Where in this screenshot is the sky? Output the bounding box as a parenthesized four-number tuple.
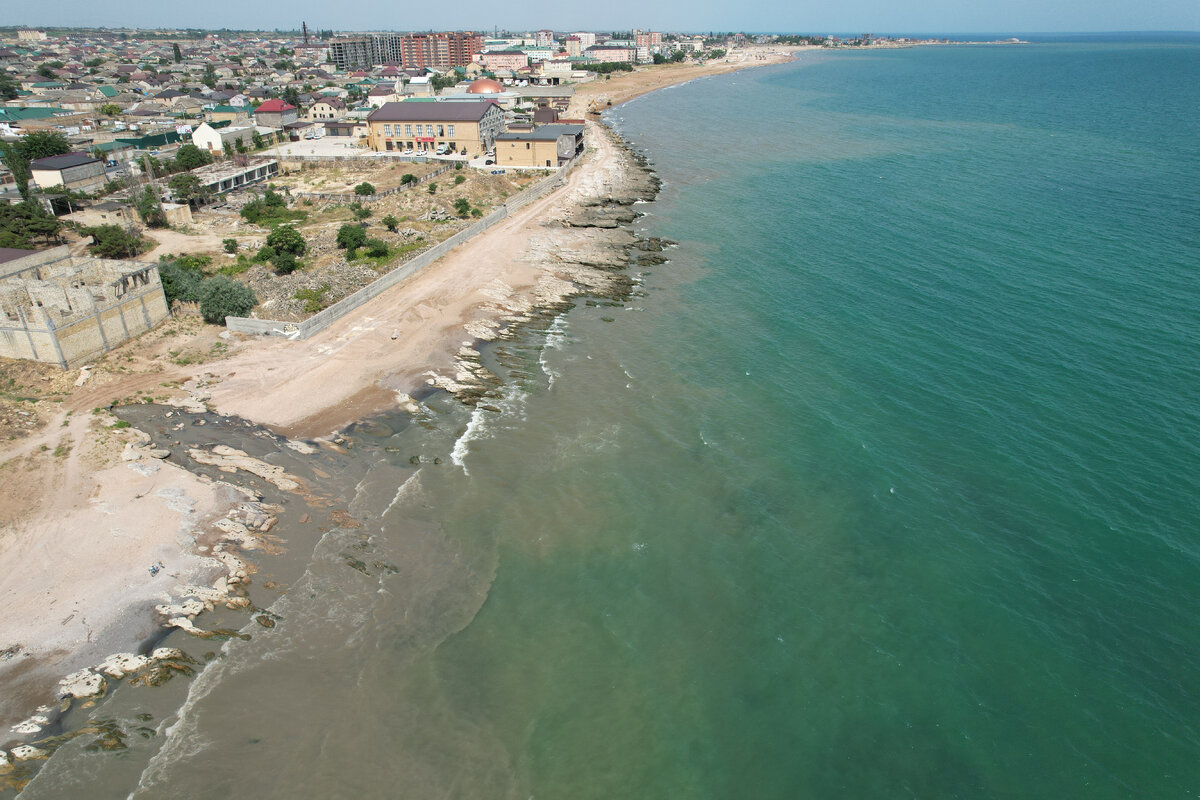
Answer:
(10, 0, 1200, 35)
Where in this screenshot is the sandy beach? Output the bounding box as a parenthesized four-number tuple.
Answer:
(0, 44, 796, 750)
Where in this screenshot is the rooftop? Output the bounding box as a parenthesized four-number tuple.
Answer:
(367, 99, 499, 123)
(30, 152, 100, 171)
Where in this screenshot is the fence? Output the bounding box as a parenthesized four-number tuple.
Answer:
(289, 164, 453, 205)
(225, 157, 577, 340)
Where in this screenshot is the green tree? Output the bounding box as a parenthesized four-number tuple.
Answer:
(172, 42, 182, 63)
(381, 214, 399, 232)
(271, 250, 300, 274)
(252, 131, 265, 150)
(399, 173, 417, 185)
(168, 172, 211, 206)
(453, 197, 471, 217)
(37, 64, 57, 80)
(19, 131, 72, 161)
(353, 182, 375, 196)
(454, 174, 465, 186)
(135, 186, 168, 228)
(197, 276, 257, 323)
(173, 143, 212, 170)
(158, 256, 205, 305)
(336, 223, 367, 253)
(0, 142, 31, 201)
(82, 224, 143, 258)
(265, 225, 306, 255)
(0, 73, 19, 101)
(282, 87, 300, 107)
(426, 182, 437, 194)
(0, 201, 61, 248)
(203, 65, 217, 89)
(363, 238, 388, 258)
(351, 203, 371, 220)
(100, 103, 122, 116)
(222, 238, 238, 253)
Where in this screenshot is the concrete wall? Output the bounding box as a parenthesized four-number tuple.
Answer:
(0, 246, 71, 280)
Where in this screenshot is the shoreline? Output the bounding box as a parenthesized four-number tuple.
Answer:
(0, 48, 791, 778)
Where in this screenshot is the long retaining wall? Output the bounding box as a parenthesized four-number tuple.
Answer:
(289, 164, 453, 205)
(226, 158, 575, 340)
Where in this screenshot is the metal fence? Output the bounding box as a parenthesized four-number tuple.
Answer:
(225, 158, 576, 339)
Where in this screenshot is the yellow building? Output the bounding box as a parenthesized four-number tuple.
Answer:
(494, 124, 584, 168)
(366, 99, 505, 157)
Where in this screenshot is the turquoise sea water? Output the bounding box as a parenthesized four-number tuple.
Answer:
(18, 42, 1200, 798)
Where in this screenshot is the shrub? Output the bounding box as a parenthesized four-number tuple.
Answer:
(159, 258, 205, 305)
(354, 182, 376, 196)
(453, 198, 471, 217)
(363, 238, 389, 258)
(471, 207, 483, 218)
(381, 214, 399, 232)
(254, 244, 277, 262)
(350, 202, 371, 220)
(426, 182, 437, 194)
(222, 238, 238, 254)
(197, 276, 256, 323)
(265, 225, 306, 255)
(399, 173, 417, 185)
(173, 143, 212, 171)
(264, 190, 286, 208)
(271, 250, 300, 275)
(454, 174, 465, 186)
(455, 161, 463, 170)
(81, 224, 143, 258)
(336, 224, 367, 252)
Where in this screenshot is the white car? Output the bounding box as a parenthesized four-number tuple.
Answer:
(403, 148, 413, 155)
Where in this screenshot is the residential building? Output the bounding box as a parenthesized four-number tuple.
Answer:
(536, 30, 554, 48)
(400, 32, 485, 71)
(563, 36, 582, 58)
(366, 99, 505, 156)
(29, 152, 107, 193)
(191, 122, 255, 153)
(572, 32, 597, 50)
(188, 157, 279, 196)
(585, 45, 636, 63)
(253, 99, 298, 128)
(475, 50, 529, 72)
(634, 31, 663, 48)
(494, 123, 584, 168)
(306, 97, 345, 121)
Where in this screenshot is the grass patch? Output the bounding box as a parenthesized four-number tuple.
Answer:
(294, 284, 331, 313)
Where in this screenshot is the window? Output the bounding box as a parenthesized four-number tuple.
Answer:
(526, 142, 530, 149)
(425, 124, 433, 136)
(448, 124, 455, 136)
(437, 125, 444, 137)
(383, 124, 391, 135)
(405, 124, 412, 136)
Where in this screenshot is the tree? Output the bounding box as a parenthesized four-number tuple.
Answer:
(173, 143, 212, 170)
(252, 131, 265, 150)
(198, 276, 257, 323)
(19, 131, 71, 161)
(222, 238, 238, 254)
(37, 65, 57, 80)
(100, 103, 122, 116)
(351, 203, 371, 220)
(0, 73, 19, 101)
(453, 174, 465, 186)
(336, 223, 367, 253)
(426, 182, 437, 194)
(265, 225, 306, 255)
(135, 186, 168, 228)
(353, 182, 375, 196)
(158, 256, 205, 306)
(172, 43, 182, 63)
(363, 238, 388, 258)
(203, 65, 217, 89)
(271, 250, 300, 274)
(381, 215, 399, 232)
(453, 197, 471, 217)
(399, 173, 417, 185)
(0, 142, 31, 202)
(0, 201, 61, 248)
(168, 172, 211, 207)
(82, 224, 143, 258)
(282, 87, 300, 108)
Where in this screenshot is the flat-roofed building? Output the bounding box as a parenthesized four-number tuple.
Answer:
(494, 123, 584, 168)
(400, 32, 485, 71)
(367, 99, 505, 156)
(29, 152, 106, 193)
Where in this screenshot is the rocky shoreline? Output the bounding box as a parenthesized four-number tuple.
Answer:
(424, 126, 672, 407)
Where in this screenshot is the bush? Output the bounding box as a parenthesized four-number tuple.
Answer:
(265, 225, 306, 255)
(454, 174, 465, 186)
(159, 258, 205, 306)
(173, 144, 212, 171)
(264, 190, 286, 208)
(272, 250, 300, 275)
(254, 244, 277, 263)
(222, 238, 238, 254)
(453, 197, 471, 217)
(426, 182, 437, 194)
(354, 182, 376, 196)
(400, 173, 417, 185)
(350, 202, 371, 220)
(381, 214, 399, 232)
(455, 161, 463, 170)
(197, 276, 256, 324)
(471, 207, 483, 218)
(336, 224, 367, 251)
(363, 238, 389, 258)
(82, 224, 143, 258)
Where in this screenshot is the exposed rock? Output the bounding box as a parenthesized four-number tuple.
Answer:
(187, 445, 302, 491)
(58, 670, 106, 699)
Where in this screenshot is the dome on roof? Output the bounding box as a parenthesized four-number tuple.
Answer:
(466, 78, 503, 94)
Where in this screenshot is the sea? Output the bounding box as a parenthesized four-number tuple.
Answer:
(14, 39, 1200, 798)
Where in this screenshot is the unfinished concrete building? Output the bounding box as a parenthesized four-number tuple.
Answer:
(0, 246, 170, 368)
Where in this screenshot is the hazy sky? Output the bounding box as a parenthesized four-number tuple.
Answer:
(11, 0, 1200, 34)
